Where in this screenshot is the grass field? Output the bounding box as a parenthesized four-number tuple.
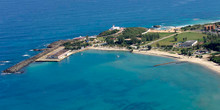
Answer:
(151, 32, 207, 47)
(146, 32, 175, 38)
(97, 37, 105, 41)
(158, 32, 175, 38)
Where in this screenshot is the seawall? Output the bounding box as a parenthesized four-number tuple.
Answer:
(2, 40, 70, 73)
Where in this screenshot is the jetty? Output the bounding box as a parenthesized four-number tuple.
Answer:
(2, 40, 70, 73)
(154, 61, 187, 67)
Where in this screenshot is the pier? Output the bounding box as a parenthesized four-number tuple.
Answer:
(2, 40, 70, 73)
(154, 61, 187, 67)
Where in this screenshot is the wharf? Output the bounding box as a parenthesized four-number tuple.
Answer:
(2, 40, 70, 73)
(36, 47, 89, 62)
(154, 61, 187, 67)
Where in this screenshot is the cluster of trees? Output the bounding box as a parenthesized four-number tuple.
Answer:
(181, 24, 203, 31)
(181, 22, 220, 31)
(121, 27, 146, 38)
(105, 36, 115, 45)
(141, 33, 160, 42)
(98, 29, 119, 37)
(203, 34, 220, 51)
(105, 27, 147, 46)
(210, 55, 220, 65)
(63, 41, 90, 50)
(160, 45, 173, 51)
(180, 48, 193, 56)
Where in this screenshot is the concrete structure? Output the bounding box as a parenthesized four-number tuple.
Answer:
(109, 25, 121, 30)
(74, 36, 86, 41)
(89, 35, 97, 39)
(2, 40, 70, 73)
(130, 45, 138, 49)
(48, 49, 71, 59)
(180, 40, 198, 47)
(204, 24, 215, 31)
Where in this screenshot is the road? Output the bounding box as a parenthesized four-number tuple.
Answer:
(144, 32, 183, 46)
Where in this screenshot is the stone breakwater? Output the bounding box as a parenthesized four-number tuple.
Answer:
(2, 40, 70, 73)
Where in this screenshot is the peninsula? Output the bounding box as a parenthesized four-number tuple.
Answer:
(2, 23, 220, 74)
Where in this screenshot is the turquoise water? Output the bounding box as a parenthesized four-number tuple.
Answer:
(0, 50, 220, 110)
(1, 0, 220, 109)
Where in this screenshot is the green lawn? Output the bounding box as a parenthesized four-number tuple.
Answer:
(146, 32, 175, 38)
(152, 32, 207, 47)
(158, 32, 175, 38)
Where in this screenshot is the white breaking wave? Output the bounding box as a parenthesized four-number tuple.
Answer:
(0, 61, 10, 63)
(23, 54, 30, 57)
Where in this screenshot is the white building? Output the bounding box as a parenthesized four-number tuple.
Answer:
(180, 40, 198, 47)
(109, 25, 121, 30)
(88, 35, 97, 39)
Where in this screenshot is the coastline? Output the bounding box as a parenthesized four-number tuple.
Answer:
(3, 20, 220, 74)
(86, 47, 220, 74)
(133, 50, 220, 74)
(88, 46, 130, 52)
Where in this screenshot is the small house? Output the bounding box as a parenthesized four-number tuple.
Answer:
(109, 25, 121, 30)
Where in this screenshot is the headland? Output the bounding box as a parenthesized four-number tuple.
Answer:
(2, 23, 220, 74)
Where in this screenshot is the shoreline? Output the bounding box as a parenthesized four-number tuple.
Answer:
(133, 50, 220, 74)
(2, 20, 220, 74)
(88, 47, 130, 52)
(86, 47, 220, 74)
(161, 19, 220, 30)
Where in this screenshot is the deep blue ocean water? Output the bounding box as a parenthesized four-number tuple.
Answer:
(0, 0, 220, 109)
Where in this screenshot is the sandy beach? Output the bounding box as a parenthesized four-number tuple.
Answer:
(133, 50, 220, 74)
(87, 47, 220, 74)
(149, 27, 181, 33)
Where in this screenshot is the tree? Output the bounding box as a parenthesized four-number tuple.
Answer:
(156, 43, 160, 47)
(148, 45, 152, 50)
(203, 36, 207, 43)
(174, 29, 177, 33)
(118, 36, 124, 44)
(173, 36, 178, 41)
(183, 37, 187, 41)
(174, 37, 178, 41)
(141, 37, 146, 42)
(86, 35, 89, 40)
(187, 51, 192, 56)
(131, 37, 138, 44)
(181, 49, 187, 55)
(106, 36, 114, 45)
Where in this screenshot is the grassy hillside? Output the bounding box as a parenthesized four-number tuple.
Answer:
(152, 32, 207, 47)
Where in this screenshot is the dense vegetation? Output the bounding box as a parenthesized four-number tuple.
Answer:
(181, 22, 220, 31)
(141, 33, 160, 41)
(203, 34, 220, 51)
(98, 29, 119, 37)
(104, 27, 168, 47)
(120, 27, 147, 38)
(181, 25, 204, 31)
(210, 55, 220, 65)
(63, 41, 90, 50)
(104, 27, 147, 46)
